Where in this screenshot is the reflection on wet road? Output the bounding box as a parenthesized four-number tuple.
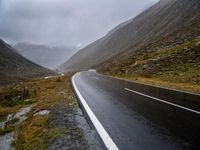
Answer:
(73, 71, 200, 150)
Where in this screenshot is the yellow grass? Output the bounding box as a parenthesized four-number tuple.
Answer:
(0, 74, 76, 150)
(112, 75, 200, 94)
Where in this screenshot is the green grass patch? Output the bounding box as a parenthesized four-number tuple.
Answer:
(0, 125, 15, 135)
(147, 37, 200, 60)
(0, 97, 36, 107)
(45, 128, 65, 144)
(0, 115, 6, 122)
(7, 118, 20, 125)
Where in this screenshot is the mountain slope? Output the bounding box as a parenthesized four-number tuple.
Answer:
(0, 39, 55, 85)
(14, 43, 77, 69)
(59, 0, 200, 72)
(98, 0, 200, 89)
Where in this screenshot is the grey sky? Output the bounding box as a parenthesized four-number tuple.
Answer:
(0, 0, 158, 48)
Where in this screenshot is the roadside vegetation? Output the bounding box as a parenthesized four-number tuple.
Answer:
(100, 37, 200, 93)
(0, 74, 99, 150)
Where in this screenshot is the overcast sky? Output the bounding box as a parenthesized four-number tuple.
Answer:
(0, 0, 158, 48)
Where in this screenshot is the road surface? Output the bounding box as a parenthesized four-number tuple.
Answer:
(72, 71, 200, 150)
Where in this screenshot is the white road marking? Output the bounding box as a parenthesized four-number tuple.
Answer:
(125, 88, 200, 115)
(72, 75, 119, 150)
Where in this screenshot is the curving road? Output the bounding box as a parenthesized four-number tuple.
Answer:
(72, 71, 200, 150)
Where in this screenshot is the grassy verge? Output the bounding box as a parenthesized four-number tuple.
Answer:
(13, 75, 76, 150)
(110, 74, 200, 94)
(0, 74, 81, 150)
(0, 83, 38, 136)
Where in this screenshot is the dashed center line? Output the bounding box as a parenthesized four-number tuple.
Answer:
(125, 88, 200, 115)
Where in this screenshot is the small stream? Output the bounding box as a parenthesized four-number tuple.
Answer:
(0, 132, 14, 150)
(0, 106, 31, 150)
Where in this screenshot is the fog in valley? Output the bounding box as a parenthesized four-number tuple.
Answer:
(0, 0, 158, 68)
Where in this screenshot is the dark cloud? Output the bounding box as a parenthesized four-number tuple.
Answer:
(0, 0, 158, 47)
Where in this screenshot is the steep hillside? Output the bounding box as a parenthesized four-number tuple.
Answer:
(100, 37, 200, 91)
(14, 43, 77, 69)
(0, 39, 55, 86)
(98, 0, 200, 87)
(58, 1, 161, 71)
(60, 0, 200, 73)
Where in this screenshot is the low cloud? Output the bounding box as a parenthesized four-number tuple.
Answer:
(0, 0, 158, 47)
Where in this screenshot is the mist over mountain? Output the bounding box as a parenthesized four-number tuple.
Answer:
(14, 43, 78, 69)
(0, 39, 55, 86)
(59, 0, 200, 72)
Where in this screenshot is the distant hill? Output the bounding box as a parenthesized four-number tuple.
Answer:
(59, 0, 200, 72)
(14, 43, 77, 69)
(0, 39, 55, 86)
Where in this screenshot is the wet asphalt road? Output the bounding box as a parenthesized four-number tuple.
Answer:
(73, 71, 200, 150)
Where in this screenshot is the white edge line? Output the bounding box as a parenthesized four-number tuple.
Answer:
(72, 75, 119, 150)
(125, 88, 200, 115)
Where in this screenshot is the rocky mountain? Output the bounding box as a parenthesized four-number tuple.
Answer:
(0, 39, 55, 86)
(14, 43, 77, 69)
(59, 0, 200, 72)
